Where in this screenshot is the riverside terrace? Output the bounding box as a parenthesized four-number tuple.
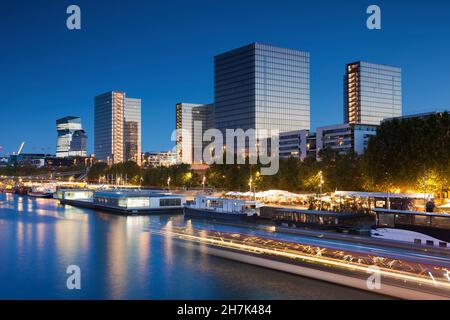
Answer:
(57, 189, 185, 215)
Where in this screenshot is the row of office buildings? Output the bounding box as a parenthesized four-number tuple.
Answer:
(176, 42, 402, 163)
(52, 42, 403, 168)
(55, 99, 177, 169)
(53, 91, 143, 167)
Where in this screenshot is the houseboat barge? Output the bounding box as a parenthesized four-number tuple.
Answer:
(58, 189, 185, 215)
(372, 208, 450, 248)
(185, 196, 263, 221)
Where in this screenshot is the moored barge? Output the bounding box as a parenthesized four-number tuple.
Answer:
(59, 189, 186, 215)
(185, 196, 263, 221)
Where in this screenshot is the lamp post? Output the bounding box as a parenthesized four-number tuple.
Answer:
(423, 166, 428, 211)
(255, 171, 260, 201)
(249, 175, 257, 201)
(318, 171, 324, 211)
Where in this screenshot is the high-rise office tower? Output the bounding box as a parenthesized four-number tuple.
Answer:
(123, 97, 142, 166)
(175, 103, 214, 165)
(214, 42, 310, 136)
(94, 91, 141, 165)
(344, 61, 402, 125)
(56, 116, 87, 158)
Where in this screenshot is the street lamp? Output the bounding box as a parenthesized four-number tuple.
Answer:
(249, 176, 256, 201)
(167, 176, 171, 191)
(255, 171, 261, 201)
(318, 171, 324, 211)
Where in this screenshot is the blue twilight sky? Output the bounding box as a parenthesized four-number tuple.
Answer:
(0, 0, 449, 155)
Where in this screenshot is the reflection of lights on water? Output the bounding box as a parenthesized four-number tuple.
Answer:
(36, 209, 52, 216)
(27, 201, 33, 211)
(185, 219, 193, 234)
(429, 272, 437, 286)
(445, 270, 450, 282)
(163, 221, 174, 264)
(36, 222, 45, 251)
(126, 216, 146, 229)
(199, 229, 208, 239)
(150, 227, 450, 291)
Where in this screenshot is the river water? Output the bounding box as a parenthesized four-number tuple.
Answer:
(0, 193, 385, 300)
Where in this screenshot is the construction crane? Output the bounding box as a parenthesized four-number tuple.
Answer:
(17, 141, 25, 155)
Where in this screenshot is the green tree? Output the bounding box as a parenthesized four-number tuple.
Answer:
(363, 112, 450, 194)
(87, 162, 108, 182)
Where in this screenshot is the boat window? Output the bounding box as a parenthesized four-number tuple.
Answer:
(207, 200, 223, 208)
(431, 216, 450, 229)
(160, 198, 181, 207)
(395, 214, 412, 225)
(118, 198, 127, 207)
(378, 213, 395, 227)
(413, 215, 431, 226)
(318, 216, 335, 225)
(127, 197, 150, 208)
(299, 213, 307, 223)
(375, 200, 386, 208)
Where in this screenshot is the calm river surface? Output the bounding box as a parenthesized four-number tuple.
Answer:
(0, 193, 385, 300)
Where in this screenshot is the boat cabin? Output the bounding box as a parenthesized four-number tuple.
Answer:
(190, 196, 262, 216)
(373, 208, 450, 247)
(272, 208, 370, 231)
(93, 191, 185, 210)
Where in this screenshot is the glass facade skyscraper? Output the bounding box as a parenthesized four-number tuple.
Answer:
(56, 116, 87, 158)
(344, 61, 402, 125)
(124, 97, 142, 165)
(94, 91, 141, 165)
(214, 42, 310, 136)
(176, 103, 214, 164)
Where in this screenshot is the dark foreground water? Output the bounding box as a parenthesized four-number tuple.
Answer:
(0, 193, 385, 300)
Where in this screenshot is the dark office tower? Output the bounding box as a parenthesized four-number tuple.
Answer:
(123, 97, 142, 166)
(344, 61, 402, 125)
(56, 116, 87, 158)
(214, 42, 310, 136)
